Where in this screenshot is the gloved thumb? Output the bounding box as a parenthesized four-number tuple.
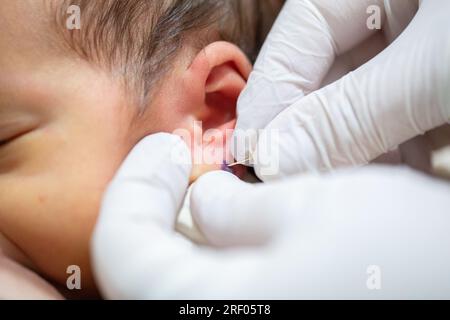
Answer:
(190, 171, 284, 247)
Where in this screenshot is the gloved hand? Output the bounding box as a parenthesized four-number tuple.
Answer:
(233, 0, 450, 181)
(92, 133, 450, 299)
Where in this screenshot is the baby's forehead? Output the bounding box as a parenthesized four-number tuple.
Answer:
(0, 1, 63, 58)
(0, 1, 127, 117)
(1, 1, 51, 30)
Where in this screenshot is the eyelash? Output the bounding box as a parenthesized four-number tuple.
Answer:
(0, 126, 37, 148)
(0, 133, 23, 147)
(0, 138, 12, 147)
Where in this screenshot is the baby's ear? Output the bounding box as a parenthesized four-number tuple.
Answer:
(177, 42, 252, 181)
(183, 41, 252, 130)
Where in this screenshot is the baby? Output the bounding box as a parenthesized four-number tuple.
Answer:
(0, 0, 283, 297)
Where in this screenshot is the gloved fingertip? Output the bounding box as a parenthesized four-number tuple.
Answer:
(135, 133, 190, 160)
(254, 119, 324, 181)
(192, 170, 240, 195)
(230, 128, 258, 165)
(253, 129, 284, 182)
(190, 171, 244, 212)
(147, 133, 191, 166)
(116, 133, 192, 181)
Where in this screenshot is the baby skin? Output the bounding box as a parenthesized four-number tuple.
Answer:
(0, 0, 255, 295)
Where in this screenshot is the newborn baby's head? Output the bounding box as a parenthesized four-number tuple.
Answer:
(0, 0, 283, 294)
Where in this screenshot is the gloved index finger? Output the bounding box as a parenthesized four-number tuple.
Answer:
(233, 0, 384, 163)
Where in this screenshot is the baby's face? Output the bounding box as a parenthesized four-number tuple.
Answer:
(0, 1, 141, 290)
(0, 1, 244, 292)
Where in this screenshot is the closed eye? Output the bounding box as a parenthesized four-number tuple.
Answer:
(0, 125, 37, 148)
(0, 113, 40, 148)
(0, 136, 15, 147)
(0, 134, 20, 147)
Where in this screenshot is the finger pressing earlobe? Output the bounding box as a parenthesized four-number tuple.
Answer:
(190, 171, 282, 247)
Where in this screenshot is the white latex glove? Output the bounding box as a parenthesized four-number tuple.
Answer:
(92, 133, 450, 299)
(233, 0, 450, 181)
